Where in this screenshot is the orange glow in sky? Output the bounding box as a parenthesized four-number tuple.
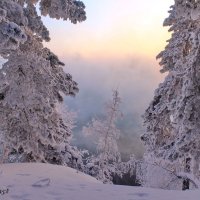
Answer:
(44, 0, 174, 59)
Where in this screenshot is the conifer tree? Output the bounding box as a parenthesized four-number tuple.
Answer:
(0, 0, 86, 165)
(142, 0, 200, 189)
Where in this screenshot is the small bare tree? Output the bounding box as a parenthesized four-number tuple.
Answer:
(83, 90, 122, 183)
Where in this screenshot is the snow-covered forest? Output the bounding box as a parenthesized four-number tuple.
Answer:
(0, 0, 200, 199)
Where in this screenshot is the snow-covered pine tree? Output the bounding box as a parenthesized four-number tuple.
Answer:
(83, 90, 122, 183)
(0, 0, 86, 165)
(142, 0, 200, 190)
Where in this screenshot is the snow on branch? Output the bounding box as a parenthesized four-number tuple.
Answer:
(0, 0, 86, 167)
(177, 172, 200, 189)
(39, 0, 86, 24)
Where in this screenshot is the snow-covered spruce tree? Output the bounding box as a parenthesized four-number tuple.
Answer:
(0, 0, 86, 165)
(142, 0, 200, 190)
(83, 90, 122, 183)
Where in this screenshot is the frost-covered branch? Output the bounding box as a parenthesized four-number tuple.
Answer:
(83, 90, 122, 183)
(142, 0, 200, 190)
(0, 0, 86, 167)
(177, 172, 200, 189)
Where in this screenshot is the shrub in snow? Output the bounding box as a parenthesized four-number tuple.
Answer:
(136, 157, 183, 190)
(0, 0, 86, 166)
(142, 0, 200, 190)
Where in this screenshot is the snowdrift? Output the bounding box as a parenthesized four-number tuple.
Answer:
(0, 163, 199, 200)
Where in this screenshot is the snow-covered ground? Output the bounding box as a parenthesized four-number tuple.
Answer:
(0, 163, 199, 200)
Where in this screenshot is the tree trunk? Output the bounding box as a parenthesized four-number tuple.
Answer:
(182, 157, 191, 190)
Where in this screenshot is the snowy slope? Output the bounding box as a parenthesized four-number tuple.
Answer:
(0, 163, 199, 200)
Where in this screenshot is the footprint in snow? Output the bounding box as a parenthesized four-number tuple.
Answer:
(11, 194, 30, 199)
(79, 184, 86, 189)
(128, 193, 148, 197)
(95, 189, 102, 192)
(32, 178, 51, 187)
(79, 184, 86, 187)
(16, 173, 31, 176)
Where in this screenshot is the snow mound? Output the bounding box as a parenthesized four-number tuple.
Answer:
(0, 163, 199, 200)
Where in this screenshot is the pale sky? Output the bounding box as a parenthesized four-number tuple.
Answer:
(43, 0, 174, 156)
(43, 0, 174, 59)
